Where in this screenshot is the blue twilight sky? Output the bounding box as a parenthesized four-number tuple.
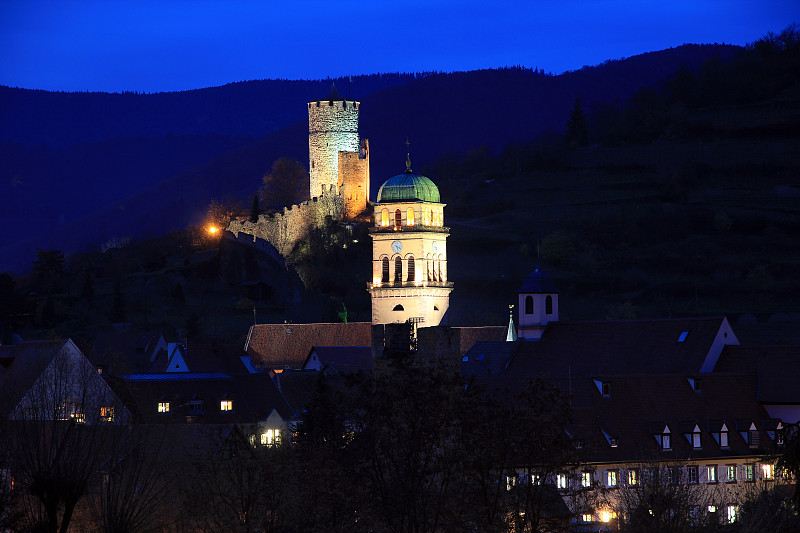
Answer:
(1, 0, 798, 93)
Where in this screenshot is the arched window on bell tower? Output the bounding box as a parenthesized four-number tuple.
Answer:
(407, 257, 415, 283)
(546, 295, 553, 315)
(394, 257, 402, 285)
(381, 257, 389, 283)
(407, 208, 415, 225)
(381, 209, 389, 227)
(525, 295, 534, 314)
(394, 209, 402, 229)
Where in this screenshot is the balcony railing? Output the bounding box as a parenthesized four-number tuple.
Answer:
(367, 280, 454, 290)
(369, 224, 449, 234)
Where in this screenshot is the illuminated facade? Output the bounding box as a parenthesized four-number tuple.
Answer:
(368, 158, 452, 325)
(308, 85, 369, 219)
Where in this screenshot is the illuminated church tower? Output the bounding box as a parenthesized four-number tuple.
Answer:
(368, 150, 452, 326)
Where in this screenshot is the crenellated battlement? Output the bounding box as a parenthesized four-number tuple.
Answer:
(228, 188, 344, 257)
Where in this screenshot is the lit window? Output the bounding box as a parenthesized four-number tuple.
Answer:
(220, 400, 233, 411)
(708, 505, 717, 513)
(99, 406, 115, 423)
(581, 471, 592, 488)
(557, 473, 568, 490)
(628, 469, 638, 486)
(581, 513, 593, 523)
(381, 209, 389, 227)
(707, 465, 717, 483)
(58, 401, 85, 423)
(762, 464, 774, 480)
(506, 475, 515, 491)
(261, 428, 281, 446)
(726, 505, 738, 523)
(726, 465, 736, 482)
(744, 464, 754, 482)
(606, 470, 618, 488)
(407, 208, 414, 225)
(158, 401, 170, 413)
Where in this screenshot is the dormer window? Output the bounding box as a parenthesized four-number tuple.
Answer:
(602, 382, 611, 398)
(189, 398, 204, 415)
(158, 401, 170, 413)
(683, 423, 702, 449)
(653, 424, 671, 450)
(710, 421, 729, 448)
(220, 398, 233, 412)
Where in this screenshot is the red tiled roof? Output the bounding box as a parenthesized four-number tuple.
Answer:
(245, 323, 372, 370)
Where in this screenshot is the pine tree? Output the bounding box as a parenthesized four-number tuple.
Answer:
(565, 97, 589, 148)
(249, 194, 260, 223)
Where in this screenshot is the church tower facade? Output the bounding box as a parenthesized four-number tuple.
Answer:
(368, 158, 452, 326)
(308, 85, 360, 200)
(517, 268, 559, 340)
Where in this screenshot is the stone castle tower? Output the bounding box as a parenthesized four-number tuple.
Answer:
(308, 85, 369, 219)
(368, 153, 452, 326)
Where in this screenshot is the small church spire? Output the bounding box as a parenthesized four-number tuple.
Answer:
(405, 138, 413, 174)
(506, 304, 518, 342)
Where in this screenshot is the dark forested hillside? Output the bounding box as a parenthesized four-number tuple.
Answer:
(0, 45, 739, 273)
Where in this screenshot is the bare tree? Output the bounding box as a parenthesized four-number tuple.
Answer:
(611, 461, 715, 533)
(182, 431, 292, 533)
(89, 426, 176, 533)
(259, 158, 309, 209)
(5, 341, 128, 533)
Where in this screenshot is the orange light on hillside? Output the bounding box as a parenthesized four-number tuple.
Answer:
(208, 226, 218, 234)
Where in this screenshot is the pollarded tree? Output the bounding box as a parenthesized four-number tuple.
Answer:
(5, 341, 129, 533)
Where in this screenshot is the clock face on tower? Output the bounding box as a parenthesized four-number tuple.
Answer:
(391, 240, 403, 254)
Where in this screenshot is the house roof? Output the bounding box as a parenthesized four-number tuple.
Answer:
(504, 317, 732, 378)
(455, 326, 507, 355)
(181, 343, 256, 374)
(0, 339, 77, 416)
(715, 345, 800, 404)
(89, 331, 166, 374)
(245, 322, 372, 370)
(462, 341, 519, 377)
(567, 373, 776, 464)
(121, 372, 292, 424)
(475, 372, 776, 464)
(306, 346, 373, 373)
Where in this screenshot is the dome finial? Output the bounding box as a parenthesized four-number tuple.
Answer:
(405, 138, 412, 174)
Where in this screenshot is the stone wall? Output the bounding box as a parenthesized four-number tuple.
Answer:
(338, 139, 370, 220)
(308, 99, 359, 199)
(228, 185, 343, 257)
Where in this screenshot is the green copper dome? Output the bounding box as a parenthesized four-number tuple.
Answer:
(377, 173, 440, 203)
